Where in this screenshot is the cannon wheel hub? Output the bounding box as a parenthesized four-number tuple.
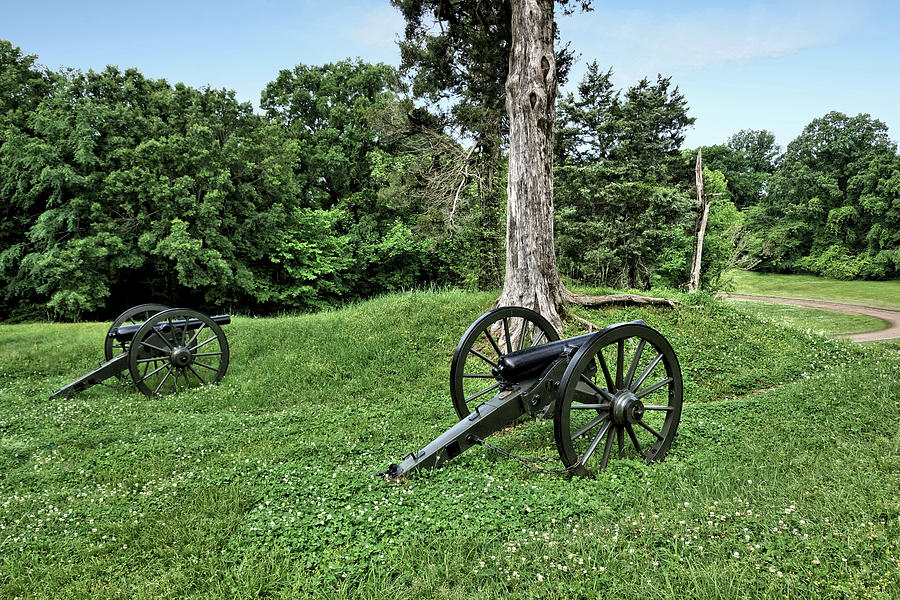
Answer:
(611, 391, 644, 425)
(171, 347, 194, 368)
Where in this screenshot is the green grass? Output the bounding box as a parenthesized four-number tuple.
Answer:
(727, 270, 900, 311)
(1, 290, 898, 599)
(873, 338, 900, 351)
(725, 299, 889, 337)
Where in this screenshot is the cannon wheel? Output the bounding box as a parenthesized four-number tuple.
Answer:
(127, 308, 229, 397)
(554, 323, 682, 477)
(450, 306, 560, 419)
(104, 303, 170, 365)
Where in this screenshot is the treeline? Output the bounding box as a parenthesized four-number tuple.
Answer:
(1, 40, 898, 321)
(556, 63, 900, 288)
(1, 41, 490, 320)
(693, 113, 900, 281)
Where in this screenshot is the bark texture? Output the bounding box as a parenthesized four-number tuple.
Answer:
(688, 149, 709, 293)
(497, 0, 564, 334)
(564, 291, 681, 309)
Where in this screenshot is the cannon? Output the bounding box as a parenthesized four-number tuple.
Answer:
(50, 304, 230, 399)
(383, 307, 683, 478)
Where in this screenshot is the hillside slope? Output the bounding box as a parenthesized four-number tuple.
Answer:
(1, 291, 898, 599)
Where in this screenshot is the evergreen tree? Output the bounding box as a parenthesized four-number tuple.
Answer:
(555, 65, 696, 289)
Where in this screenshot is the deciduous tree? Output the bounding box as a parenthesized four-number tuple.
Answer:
(749, 111, 899, 278)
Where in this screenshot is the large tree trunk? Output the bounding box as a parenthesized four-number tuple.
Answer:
(497, 0, 564, 334)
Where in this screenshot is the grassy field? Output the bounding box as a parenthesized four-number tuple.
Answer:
(724, 299, 889, 337)
(727, 270, 900, 311)
(1, 291, 899, 599)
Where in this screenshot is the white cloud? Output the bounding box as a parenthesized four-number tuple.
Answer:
(344, 6, 405, 52)
(564, 1, 868, 71)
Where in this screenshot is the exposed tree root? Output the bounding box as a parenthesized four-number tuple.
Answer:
(563, 290, 681, 309)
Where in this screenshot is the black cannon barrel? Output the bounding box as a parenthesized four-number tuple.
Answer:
(112, 315, 231, 343)
(493, 332, 595, 382)
(493, 320, 646, 383)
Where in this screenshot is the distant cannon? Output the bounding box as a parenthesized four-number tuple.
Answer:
(50, 304, 230, 399)
(382, 307, 683, 478)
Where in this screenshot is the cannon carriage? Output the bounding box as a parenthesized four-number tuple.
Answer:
(50, 304, 230, 399)
(384, 306, 683, 478)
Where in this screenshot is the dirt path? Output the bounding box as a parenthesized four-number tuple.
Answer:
(725, 294, 900, 343)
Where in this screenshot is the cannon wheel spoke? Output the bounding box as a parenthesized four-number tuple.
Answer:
(597, 351, 615, 393)
(104, 304, 170, 378)
(554, 322, 683, 477)
(465, 381, 502, 404)
(187, 365, 207, 385)
(617, 425, 625, 458)
(450, 307, 560, 420)
(625, 423, 643, 457)
(139, 340, 169, 355)
(615, 340, 625, 389)
(186, 323, 206, 349)
(572, 414, 607, 441)
(624, 340, 645, 389)
(580, 420, 611, 465)
(517, 318, 528, 351)
(137, 361, 170, 383)
(153, 367, 174, 395)
(128, 308, 229, 397)
(598, 426, 616, 470)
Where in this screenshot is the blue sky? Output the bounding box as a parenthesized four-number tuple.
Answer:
(3, 0, 898, 149)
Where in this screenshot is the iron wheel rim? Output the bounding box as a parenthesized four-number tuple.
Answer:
(105, 304, 170, 378)
(127, 308, 229, 397)
(450, 306, 559, 419)
(554, 323, 682, 477)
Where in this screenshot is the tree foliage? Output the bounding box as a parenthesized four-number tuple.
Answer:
(0, 62, 345, 319)
(0, 42, 488, 320)
(0, 50, 400, 318)
(555, 64, 697, 289)
(747, 111, 900, 279)
(2, 35, 897, 322)
(260, 59, 444, 299)
(684, 130, 781, 211)
(391, 0, 582, 291)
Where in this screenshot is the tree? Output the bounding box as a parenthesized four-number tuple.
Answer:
(261, 60, 401, 209)
(727, 129, 780, 174)
(682, 130, 779, 212)
(394, 0, 590, 333)
(610, 74, 694, 184)
(261, 59, 445, 298)
(555, 65, 696, 290)
(688, 154, 729, 293)
(496, 0, 565, 330)
(0, 41, 56, 317)
(748, 111, 899, 278)
(688, 150, 709, 293)
(0, 61, 353, 319)
(367, 98, 502, 289)
(393, 0, 515, 288)
(555, 62, 617, 165)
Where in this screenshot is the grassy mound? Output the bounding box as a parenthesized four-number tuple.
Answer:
(728, 270, 900, 311)
(725, 298, 889, 336)
(1, 291, 898, 598)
